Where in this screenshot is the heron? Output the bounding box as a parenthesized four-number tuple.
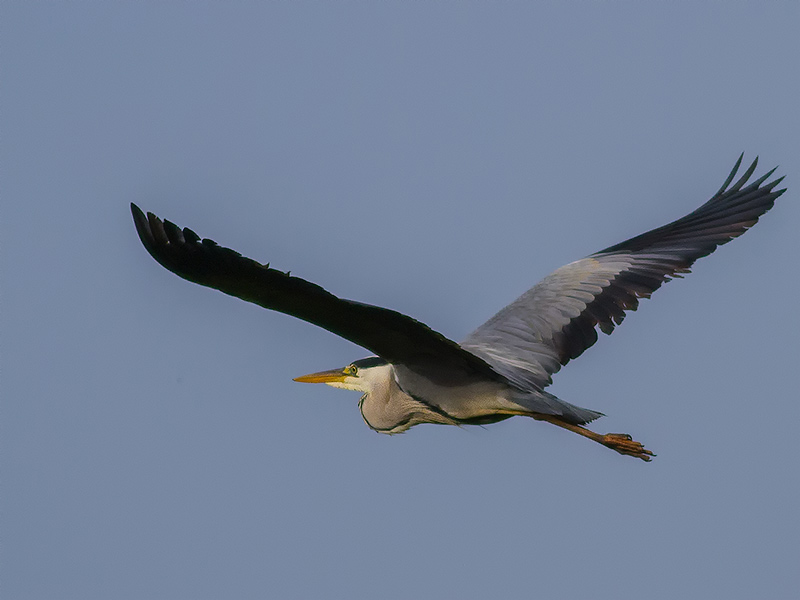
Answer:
(131, 155, 785, 461)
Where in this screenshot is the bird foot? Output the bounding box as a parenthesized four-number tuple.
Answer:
(601, 433, 655, 461)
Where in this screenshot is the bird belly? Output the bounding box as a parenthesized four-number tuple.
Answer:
(391, 365, 522, 422)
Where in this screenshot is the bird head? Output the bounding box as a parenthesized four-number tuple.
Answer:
(293, 356, 388, 393)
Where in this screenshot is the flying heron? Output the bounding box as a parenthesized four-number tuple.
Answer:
(131, 155, 786, 461)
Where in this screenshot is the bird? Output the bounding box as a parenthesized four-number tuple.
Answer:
(131, 155, 785, 461)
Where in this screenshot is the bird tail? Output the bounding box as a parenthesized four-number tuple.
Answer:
(513, 390, 604, 425)
(559, 401, 604, 425)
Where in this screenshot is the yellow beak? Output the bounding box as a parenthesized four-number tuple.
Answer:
(293, 368, 347, 384)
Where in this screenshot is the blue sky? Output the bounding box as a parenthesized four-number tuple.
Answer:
(3, 3, 799, 599)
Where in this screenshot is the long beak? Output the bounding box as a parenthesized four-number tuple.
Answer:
(293, 368, 346, 384)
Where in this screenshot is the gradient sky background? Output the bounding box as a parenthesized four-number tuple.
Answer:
(3, 3, 799, 599)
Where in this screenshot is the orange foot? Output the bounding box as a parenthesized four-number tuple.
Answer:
(601, 433, 655, 461)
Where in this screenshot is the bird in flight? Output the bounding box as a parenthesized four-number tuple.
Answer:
(131, 155, 785, 461)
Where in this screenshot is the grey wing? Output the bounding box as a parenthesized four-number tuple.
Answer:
(461, 155, 786, 390)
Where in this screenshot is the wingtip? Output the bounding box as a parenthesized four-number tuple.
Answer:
(130, 203, 150, 239)
(714, 154, 746, 198)
(731, 156, 759, 192)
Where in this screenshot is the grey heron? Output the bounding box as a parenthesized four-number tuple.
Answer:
(131, 155, 786, 461)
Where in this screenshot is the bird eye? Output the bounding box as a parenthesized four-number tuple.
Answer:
(346, 364, 358, 376)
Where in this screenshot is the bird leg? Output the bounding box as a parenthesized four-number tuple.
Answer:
(532, 414, 655, 461)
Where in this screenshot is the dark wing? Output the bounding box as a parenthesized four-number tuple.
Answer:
(131, 204, 500, 380)
(461, 155, 786, 390)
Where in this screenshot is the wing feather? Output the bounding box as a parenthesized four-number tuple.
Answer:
(131, 204, 500, 381)
(461, 156, 786, 389)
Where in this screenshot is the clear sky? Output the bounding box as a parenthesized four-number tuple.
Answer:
(2, 3, 799, 599)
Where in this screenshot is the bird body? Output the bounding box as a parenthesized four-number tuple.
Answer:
(132, 155, 786, 461)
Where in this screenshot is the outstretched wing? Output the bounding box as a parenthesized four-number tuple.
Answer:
(131, 204, 500, 380)
(461, 155, 786, 390)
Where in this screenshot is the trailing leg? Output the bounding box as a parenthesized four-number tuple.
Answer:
(533, 414, 655, 461)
